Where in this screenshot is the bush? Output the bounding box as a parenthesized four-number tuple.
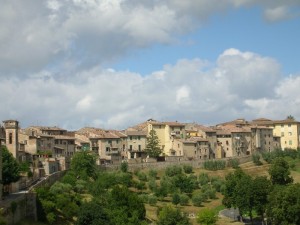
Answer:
(139, 194, 148, 203)
(148, 178, 157, 192)
(192, 193, 204, 207)
(211, 179, 224, 192)
(183, 164, 193, 174)
(120, 161, 128, 173)
(206, 188, 217, 199)
(227, 159, 239, 168)
(252, 154, 262, 166)
(203, 160, 226, 171)
(137, 171, 148, 182)
(199, 173, 210, 186)
(165, 165, 182, 177)
(148, 169, 158, 179)
(179, 194, 190, 206)
(197, 208, 218, 225)
(172, 193, 180, 205)
(148, 195, 157, 206)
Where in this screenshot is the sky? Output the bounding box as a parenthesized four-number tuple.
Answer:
(0, 0, 300, 130)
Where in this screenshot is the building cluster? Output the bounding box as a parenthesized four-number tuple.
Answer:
(0, 117, 300, 184)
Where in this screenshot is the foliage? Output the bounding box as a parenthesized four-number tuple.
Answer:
(120, 161, 128, 173)
(137, 171, 148, 181)
(203, 160, 226, 171)
(148, 169, 157, 179)
(19, 162, 31, 173)
(183, 164, 193, 174)
(173, 174, 198, 193)
(267, 184, 300, 225)
(268, 157, 293, 185)
(70, 151, 96, 180)
(252, 153, 262, 166)
(227, 159, 240, 168)
(172, 193, 180, 205)
(108, 185, 146, 224)
(148, 178, 157, 192)
(198, 173, 209, 186)
(145, 129, 162, 158)
(1, 145, 20, 185)
(157, 205, 191, 225)
(76, 200, 111, 225)
(165, 165, 182, 177)
(196, 208, 218, 225)
(192, 192, 205, 207)
(179, 193, 190, 206)
(148, 195, 157, 206)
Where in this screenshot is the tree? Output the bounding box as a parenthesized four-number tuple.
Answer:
(70, 151, 96, 179)
(76, 200, 111, 225)
(196, 208, 218, 225)
(157, 205, 191, 225)
(1, 146, 20, 186)
(286, 115, 295, 120)
(268, 157, 293, 185)
(267, 184, 300, 225)
(145, 129, 162, 158)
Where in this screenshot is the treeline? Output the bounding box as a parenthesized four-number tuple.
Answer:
(223, 155, 300, 225)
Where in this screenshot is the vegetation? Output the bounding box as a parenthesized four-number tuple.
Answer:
(145, 129, 162, 158)
(203, 160, 226, 171)
(1, 146, 20, 186)
(29, 147, 300, 225)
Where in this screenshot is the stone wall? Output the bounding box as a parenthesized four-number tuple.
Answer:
(100, 156, 252, 172)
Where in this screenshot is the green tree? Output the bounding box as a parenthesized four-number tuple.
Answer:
(120, 161, 128, 173)
(71, 151, 96, 179)
(286, 115, 295, 120)
(76, 200, 111, 225)
(172, 193, 180, 206)
(267, 184, 300, 225)
(145, 129, 162, 158)
(196, 208, 217, 225)
(157, 205, 191, 225)
(1, 146, 20, 186)
(268, 157, 293, 185)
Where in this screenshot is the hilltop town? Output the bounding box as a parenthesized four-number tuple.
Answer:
(1, 117, 298, 194)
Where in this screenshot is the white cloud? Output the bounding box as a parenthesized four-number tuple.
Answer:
(2, 49, 299, 129)
(1, 0, 299, 76)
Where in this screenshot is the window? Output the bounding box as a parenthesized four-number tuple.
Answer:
(288, 124, 291, 127)
(9, 133, 12, 144)
(281, 124, 284, 128)
(130, 136, 132, 140)
(129, 145, 132, 150)
(288, 132, 292, 136)
(116, 140, 119, 144)
(138, 145, 141, 151)
(138, 136, 141, 140)
(289, 140, 292, 145)
(108, 140, 112, 144)
(106, 147, 110, 152)
(281, 132, 284, 137)
(226, 140, 229, 145)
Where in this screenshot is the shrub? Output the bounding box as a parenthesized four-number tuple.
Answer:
(192, 193, 204, 207)
(203, 160, 226, 171)
(179, 194, 190, 206)
(252, 154, 262, 166)
(165, 165, 182, 177)
(172, 193, 180, 205)
(183, 164, 193, 174)
(148, 178, 157, 192)
(148, 169, 157, 179)
(120, 161, 128, 173)
(197, 208, 218, 225)
(137, 171, 148, 182)
(199, 173, 210, 186)
(227, 159, 239, 168)
(148, 195, 157, 206)
(211, 179, 224, 192)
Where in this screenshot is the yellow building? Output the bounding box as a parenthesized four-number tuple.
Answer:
(147, 120, 185, 156)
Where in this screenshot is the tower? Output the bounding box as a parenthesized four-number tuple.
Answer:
(3, 120, 19, 160)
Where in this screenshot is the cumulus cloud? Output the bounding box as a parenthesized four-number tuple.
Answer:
(1, 0, 299, 76)
(2, 48, 299, 129)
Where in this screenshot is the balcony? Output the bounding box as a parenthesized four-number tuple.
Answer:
(106, 150, 119, 155)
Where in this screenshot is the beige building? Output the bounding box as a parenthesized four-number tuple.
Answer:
(252, 118, 297, 150)
(76, 128, 126, 164)
(125, 130, 147, 159)
(185, 123, 218, 158)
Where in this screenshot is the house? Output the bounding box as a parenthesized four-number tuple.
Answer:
(75, 128, 126, 164)
(125, 129, 147, 159)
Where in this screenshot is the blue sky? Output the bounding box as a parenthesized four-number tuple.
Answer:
(114, 6, 300, 76)
(0, 0, 300, 129)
